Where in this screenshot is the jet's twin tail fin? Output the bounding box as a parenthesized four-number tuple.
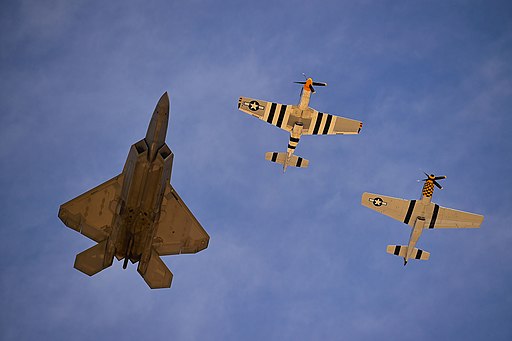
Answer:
(386, 245, 430, 260)
(138, 248, 173, 289)
(265, 152, 309, 168)
(74, 239, 114, 276)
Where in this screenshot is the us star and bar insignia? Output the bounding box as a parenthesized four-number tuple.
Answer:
(369, 197, 387, 207)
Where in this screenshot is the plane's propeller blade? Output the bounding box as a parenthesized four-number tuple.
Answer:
(295, 75, 327, 88)
(295, 74, 326, 93)
(420, 172, 446, 190)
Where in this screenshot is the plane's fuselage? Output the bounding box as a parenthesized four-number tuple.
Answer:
(298, 88, 312, 110)
(281, 89, 314, 171)
(403, 180, 440, 263)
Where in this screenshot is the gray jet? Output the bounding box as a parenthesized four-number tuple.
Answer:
(58, 93, 209, 289)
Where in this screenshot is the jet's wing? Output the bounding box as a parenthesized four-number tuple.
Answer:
(302, 110, 362, 135)
(361, 192, 413, 225)
(238, 96, 294, 132)
(58, 174, 124, 242)
(424, 205, 484, 229)
(152, 184, 210, 256)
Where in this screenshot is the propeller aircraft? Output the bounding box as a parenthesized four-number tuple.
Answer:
(361, 173, 483, 265)
(238, 75, 363, 171)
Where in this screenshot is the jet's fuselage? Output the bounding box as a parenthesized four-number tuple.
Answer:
(109, 93, 174, 265)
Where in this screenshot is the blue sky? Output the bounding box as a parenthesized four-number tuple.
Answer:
(1, 1, 511, 340)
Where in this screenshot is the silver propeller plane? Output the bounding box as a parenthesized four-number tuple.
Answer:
(58, 93, 209, 288)
(238, 76, 363, 171)
(361, 173, 483, 265)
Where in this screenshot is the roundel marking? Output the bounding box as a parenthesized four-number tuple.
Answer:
(249, 100, 260, 111)
(373, 197, 384, 207)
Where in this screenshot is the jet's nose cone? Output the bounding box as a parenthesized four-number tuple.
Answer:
(157, 92, 170, 114)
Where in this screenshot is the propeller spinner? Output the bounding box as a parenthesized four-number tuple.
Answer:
(294, 74, 327, 93)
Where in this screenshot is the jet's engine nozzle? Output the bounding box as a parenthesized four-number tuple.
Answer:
(420, 172, 446, 190)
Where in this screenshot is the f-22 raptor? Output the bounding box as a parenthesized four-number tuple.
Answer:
(58, 93, 209, 289)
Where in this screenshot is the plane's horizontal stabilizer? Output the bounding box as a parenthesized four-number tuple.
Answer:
(138, 248, 173, 289)
(265, 152, 309, 168)
(386, 245, 430, 260)
(74, 239, 113, 276)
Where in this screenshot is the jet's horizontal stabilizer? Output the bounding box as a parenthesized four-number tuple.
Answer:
(138, 248, 173, 289)
(265, 152, 309, 168)
(74, 239, 113, 276)
(386, 245, 430, 260)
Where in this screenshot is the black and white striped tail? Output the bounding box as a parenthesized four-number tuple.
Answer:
(386, 245, 430, 261)
(264, 152, 309, 169)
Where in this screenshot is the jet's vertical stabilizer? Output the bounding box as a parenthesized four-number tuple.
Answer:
(74, 239, 114, 276)
(138, 248, 173, 289)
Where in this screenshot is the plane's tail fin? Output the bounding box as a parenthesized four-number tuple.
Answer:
(138, 248, 173, 289)
(265, 152, 309, 169)
(386, 245, 430, 261)
(74, 239, 113, 276)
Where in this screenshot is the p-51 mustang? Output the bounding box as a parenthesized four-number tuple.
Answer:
(238, 76, 363, 171)
(361, 173, 483, 265)
(58, 93, 209, 288)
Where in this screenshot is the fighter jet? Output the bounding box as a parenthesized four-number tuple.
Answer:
(58, 93, 209, 288)
(361, 173, 483, 265)
(238, 75, 363, 171)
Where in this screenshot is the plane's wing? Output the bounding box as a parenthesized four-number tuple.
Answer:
(238, 96, 294, 132)
(425, 205, 483, 229)
(152, 184, 210, 256)
(58, 174, 124, 242)
(362, 192, 484, 229)
(302, 110, 362, 135)
(361, 192, 413, 224)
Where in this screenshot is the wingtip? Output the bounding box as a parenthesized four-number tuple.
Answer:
(361, 192, 372, 200)
(361, 192, 372, 206)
